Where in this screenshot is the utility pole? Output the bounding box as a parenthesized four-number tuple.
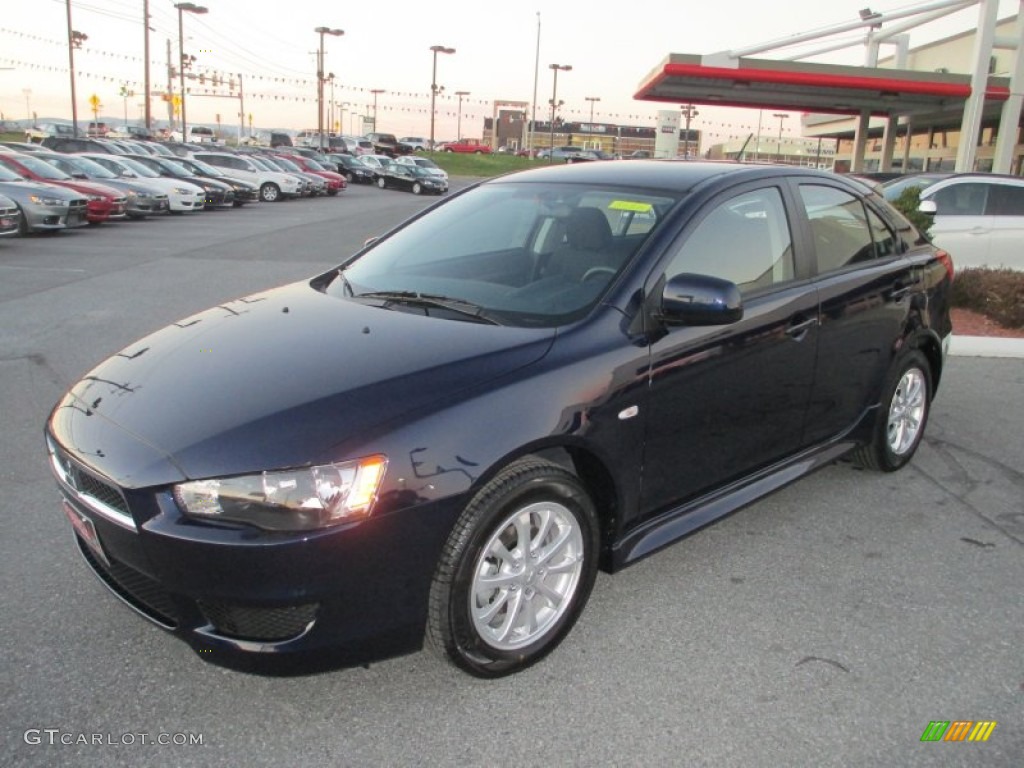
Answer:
(680, 103, 699, 159)
(237, 73, 244, 143)
(143, 0, 151, 131)
(166, 38, 174, 130)
(773, 112, 788, 163)
(370, 88, 384, 130)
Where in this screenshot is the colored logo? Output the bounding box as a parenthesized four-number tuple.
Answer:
(921, 721, 997, 742)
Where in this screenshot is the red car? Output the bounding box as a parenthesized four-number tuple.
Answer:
(269, 153, 347, 196)
(441, 139, 493, 155)
(0, 152, 127, 224)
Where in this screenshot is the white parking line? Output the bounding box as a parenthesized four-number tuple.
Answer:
(0, 265, 88, 273)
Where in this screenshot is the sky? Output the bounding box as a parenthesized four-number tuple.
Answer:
(0, 0, 1017, 142)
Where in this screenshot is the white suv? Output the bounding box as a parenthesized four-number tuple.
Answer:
(920, 174, 1024, 271)
(192, 151, 302, 202)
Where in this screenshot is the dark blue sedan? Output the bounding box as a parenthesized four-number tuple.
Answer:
(46, 161, 953, 677)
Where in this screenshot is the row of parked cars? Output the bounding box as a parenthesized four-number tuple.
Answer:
(0, 135, 360, 237)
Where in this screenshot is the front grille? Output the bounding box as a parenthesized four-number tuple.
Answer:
(68, 199, 88, 212)
(52, 445, 130, 518)
(198, 600, 318, 642)
(77, 537, 179, 628)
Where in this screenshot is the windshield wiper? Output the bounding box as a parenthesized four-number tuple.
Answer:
(355, 291, 501, 325)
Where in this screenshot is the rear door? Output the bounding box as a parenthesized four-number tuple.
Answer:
(795, 182, 917, 445)
(925, 181, 992, 269)
(983, 180, 1024, 270)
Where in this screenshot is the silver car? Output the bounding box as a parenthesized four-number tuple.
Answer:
(0, 192, 21, 237)
(34, 153, 170, 219)
(0, 164, 88, 233)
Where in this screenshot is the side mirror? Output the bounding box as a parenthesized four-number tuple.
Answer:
(918, 199, 937, 216)
(660, 273, 743, 326)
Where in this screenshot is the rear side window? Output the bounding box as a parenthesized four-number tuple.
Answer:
(985, 184, 1024, 216)
(799, 185, 876, 272)
(665, 186, 794, 294)
(930, 183, 987, 215)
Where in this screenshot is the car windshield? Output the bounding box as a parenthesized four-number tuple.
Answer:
(324, 182, 680, 327)
(181, 158, 220, 175)
(273, 157, 301, 172)
(113, 157, 159, 178)
(250, 157, 277, 172)
(0, 165, 24, 181)
(11, 155, 70, 180)
(881, 175, 950, 201)
(414, 158, 439, 169)
(153, 159, 193, 177)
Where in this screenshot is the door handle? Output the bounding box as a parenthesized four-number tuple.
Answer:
(785, 316, 818, 340)
(890, 277, 914, 300)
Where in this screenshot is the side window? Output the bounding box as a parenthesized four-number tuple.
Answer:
(985, 184, 1024, 216)
(664, 187, 794, 294)
(930, 183, 987, 215)
(799, 185, 875, 272)
(865, 205, 898, 258)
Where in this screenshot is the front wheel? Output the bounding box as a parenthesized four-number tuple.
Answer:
(427, 457, 599, 677)
(412, 182, 422, 195)
(259, 182, 280, 203)
(853, 350, 932, 471)
(377, 177, 386, 189)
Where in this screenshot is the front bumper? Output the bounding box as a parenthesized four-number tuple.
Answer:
(168, 191, 206, 212)
(47, 434, 463, 670)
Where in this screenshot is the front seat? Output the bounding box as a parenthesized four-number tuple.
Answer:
(545, 207, 615, 281)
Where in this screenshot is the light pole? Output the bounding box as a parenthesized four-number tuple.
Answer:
(773, 112, 787, 162)
(143, 0, 151, 132)
(548, 64, 571, 157)
(175, 3, 207, 141)
(326, 73, 335, 134)
(454, 90, 469, 141)
(585, 96, 600, 147)
(65, 1, 87, 136)
(429, 45, 455, 151)
(315, 26, 344, 151)
(680, 103, 699, 159)
(529, 12, 541, 153)
(370, 88, 385, 131)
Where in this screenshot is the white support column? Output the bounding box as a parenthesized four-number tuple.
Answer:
(992, 4, 1024, 174)
(880, 114, 899, 171)
(955, 0, 998, 172)
(901, 117, 914, 171)
(851, 110, 871, 172)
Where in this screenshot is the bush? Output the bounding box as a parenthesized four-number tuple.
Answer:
(951, 268, 1024, 329)
(890, 187, 933, 236)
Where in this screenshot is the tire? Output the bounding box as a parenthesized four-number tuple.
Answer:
(474, 150, 483, 155)
(344, 172, 354, 183)
(445, 148, 454, 153)
(853, 350, 932, 472)
(327, 188, 339, 196)
(259, 182, 280, 203)
(412, 182, 422, 195)
(427, 457, 599, 677)
(377, 177, 386, 189)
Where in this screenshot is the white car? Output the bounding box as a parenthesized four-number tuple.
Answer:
(79, 154, 205, 213)
(920, 174, 1024, 271)
(393, 155, 448, 182)
(192, 152, 302, 202)
(356, 155, 395, 178)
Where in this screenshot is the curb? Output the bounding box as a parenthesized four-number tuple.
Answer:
(949, 335, 1024, 359)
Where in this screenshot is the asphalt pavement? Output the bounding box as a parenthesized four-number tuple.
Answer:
(2, 184, 1021, 767)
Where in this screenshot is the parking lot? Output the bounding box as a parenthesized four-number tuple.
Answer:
(2, 184, 1022, 767)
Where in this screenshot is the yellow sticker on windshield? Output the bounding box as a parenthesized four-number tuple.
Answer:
(609, 200, 653, 213)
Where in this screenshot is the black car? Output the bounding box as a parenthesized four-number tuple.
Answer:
(325, 153, 375, 184)
(46, 162, 952, 678)
(125, 155, 235, 209)
(165, 156, 259, 206)
(375, 163, 447, 194)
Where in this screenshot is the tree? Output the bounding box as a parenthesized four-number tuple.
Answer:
(891, 186, 933, 237)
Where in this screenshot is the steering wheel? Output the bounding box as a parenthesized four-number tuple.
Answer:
(580, 266, 616, 282)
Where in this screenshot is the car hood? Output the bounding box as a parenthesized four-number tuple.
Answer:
(50, 280, 555, 487)
(0, 180, 84, 201)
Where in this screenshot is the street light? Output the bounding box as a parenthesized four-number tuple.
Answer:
(429, 45, 455, 151)
(454, 90, 469, 141)
(584, 96, 600, 146)
(370, 88, 385, 131)
(315, 26, 344, 151)
(175, 3, 207, 141)
(548, 64, 571, 157)
(773, 112, 788, 162)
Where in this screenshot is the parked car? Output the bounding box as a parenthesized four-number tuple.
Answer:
(271, 153, 346, 195)
(393, 155, 448, 182)
(44, 162, 952, 677)
(0, 192, 21, 237)
(325, 153, 376, 184)
(441, 139, 492, 154)
(0, 141, 49, 153)
(0, 153, 128, 224)
(78, 153, 206, 213)
(164, 156, 259, 206)
(881, 173, 953, 202)
(25, 122, 77, 143)
(40, 136, 115, 154)
(375, 162, 447, 194)
(87, 122, 110, 137)
(253, 155, 321, 196)
(35, 152, 170, 218)
(917, 174, 1024, 271)
(398, 136, 429, 152)
(125, 154, 236, 209)
(0, 164, 89, 233)
(355, 154, 394, 180)
(365, 132, 407, 157)
(191, 151, 303, 202)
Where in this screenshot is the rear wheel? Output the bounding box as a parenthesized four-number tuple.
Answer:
(326, 188, 339, 196)
(259, 182, 280, 203)
(427, 457, 599, 677)
(853, 350, 931, 471)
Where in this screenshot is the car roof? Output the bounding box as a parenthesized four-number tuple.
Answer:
(491, 160, 849, 193)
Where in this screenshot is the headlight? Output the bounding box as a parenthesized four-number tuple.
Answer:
(28, 195, 65, 206)
(173, 455, 387, 532)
